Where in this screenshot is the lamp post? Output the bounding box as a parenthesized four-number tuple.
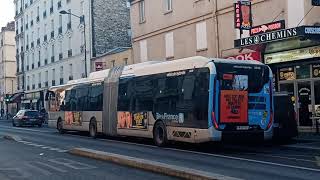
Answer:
(59, 10, 88, 78)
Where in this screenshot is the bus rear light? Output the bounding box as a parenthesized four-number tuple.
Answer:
(267, 111, 273, 130)
(212, 112, 219, 129)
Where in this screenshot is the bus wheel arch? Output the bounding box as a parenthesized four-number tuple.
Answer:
(89, 117, 97, 138)
(153, 120, 168, 147)
(57, 117, 64, 134)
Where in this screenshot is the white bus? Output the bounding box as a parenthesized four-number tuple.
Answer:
(47, 56, 273, 146)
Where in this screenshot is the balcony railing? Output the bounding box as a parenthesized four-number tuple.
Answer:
(68, 49, 72, 57)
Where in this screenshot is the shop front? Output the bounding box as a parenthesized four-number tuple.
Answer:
(265, 46, 320, 127)
(234, 25, 320, 129)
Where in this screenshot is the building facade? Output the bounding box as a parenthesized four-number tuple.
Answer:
(129, 0, 320, 129)
(14, 0, 131, 110)
(0, 22, 17, 116)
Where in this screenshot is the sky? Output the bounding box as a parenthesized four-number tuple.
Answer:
(0, 0, 15, 28)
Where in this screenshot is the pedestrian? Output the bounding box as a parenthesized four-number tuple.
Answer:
(0, 108, 4, 119)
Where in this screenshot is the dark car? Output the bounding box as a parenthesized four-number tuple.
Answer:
(273, 92, 298, 141)
(12, 110, 44, 127)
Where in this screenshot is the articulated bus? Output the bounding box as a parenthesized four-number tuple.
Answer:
(47, 56, 273, 146)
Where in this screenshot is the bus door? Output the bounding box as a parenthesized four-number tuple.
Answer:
(102, 66, 124, 136)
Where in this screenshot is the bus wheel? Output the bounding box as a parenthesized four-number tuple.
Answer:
(89, 120, 97, 138)
(57, 119, 64, 134)
(153, 121, 168, 147)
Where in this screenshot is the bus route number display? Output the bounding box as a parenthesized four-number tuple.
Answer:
(220, 90, 248, 123)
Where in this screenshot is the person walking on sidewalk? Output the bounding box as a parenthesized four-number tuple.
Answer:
(0, 108, 4, 119)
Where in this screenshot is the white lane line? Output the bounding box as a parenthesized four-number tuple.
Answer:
(0, 125, 54, 133)
(41, 146, 50, 149)
(239, 153, 316, 163)
(34, 161, 68, 173)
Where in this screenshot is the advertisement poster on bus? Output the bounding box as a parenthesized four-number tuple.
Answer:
(65, 112, 82, 126)
(117, 112, 148, 129)
(220, 75, 248, 123)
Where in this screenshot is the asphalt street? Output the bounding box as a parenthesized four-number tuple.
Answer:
(0, 120, 320, 180)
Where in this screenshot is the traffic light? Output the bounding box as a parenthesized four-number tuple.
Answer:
(4, 94, 10, 103)
(312, 0, 320, 6)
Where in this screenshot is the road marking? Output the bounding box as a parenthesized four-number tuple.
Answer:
(0, 125, 54, 133)
(34, 161, 67, 173)
(239, 153, 316, 163)
(25, 162, 52, 176)
(48, 158, 97, 170)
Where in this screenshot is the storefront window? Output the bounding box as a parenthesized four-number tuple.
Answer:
(315, 81, 320, 117)
(312, 64, 320, 78)
(279, 67, 295, 81)
(296, 65, 310, 79)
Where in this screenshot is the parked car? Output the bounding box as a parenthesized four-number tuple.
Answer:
(273, 92, 298, 141)
(12, 110, 44, 127)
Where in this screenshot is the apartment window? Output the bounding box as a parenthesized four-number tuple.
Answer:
(45, 71, 48, 87)
(68, 9, 72, 29)
(123, 58, 128, 65)
(165, 32, 174, 58)
(43, 1, 47, 18)
(38, 51, 41, 67)
(36, 7, 40, 22)
(69, 64, 73, 80)
(50, 0, 54, 14)
(59, 15, 63, 34)
(60, 66, 64, 85)
(139, 0, 145, 23)
(31, 11, 34, 26)
(38, 72, 41, 88)
(58, 1, 62, 10)
(196, 21, 207, 51)
(51, 44, 55, 62)
(59, 42, 63, 60)
(51, 20, 55, 38)
(32, 53, 35, 69)
(52, 68, 56, 86)
(111, 60, 115, 67)
(164, 0, 172, 12)
(67, 0, 71, 3)
(27, 76, 30, 90)
(68, 37, 72, 57)
(32, 74, 35, 89)
(140, 40, 147, 62)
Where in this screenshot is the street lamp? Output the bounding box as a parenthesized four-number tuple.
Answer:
(59, 10, 88, 78)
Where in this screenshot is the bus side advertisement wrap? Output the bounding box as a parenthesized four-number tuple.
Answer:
(220, 90, 248, 123)
(65, 112, 82, 126)
(117, 111, 148, 129)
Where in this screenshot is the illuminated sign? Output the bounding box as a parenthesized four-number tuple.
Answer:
(250, 20, 285, 36)
(234, 1, 253, 30)
(264, 46, 320, 64)
(304, 27, 320, 35)
(226, 51, 261, 61)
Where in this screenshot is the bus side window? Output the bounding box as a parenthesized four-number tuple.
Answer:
(118, 79, 130, 111)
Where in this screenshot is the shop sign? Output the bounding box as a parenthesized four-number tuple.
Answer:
(304, 26, 320, 35)
(312, 64, 320, 78)
(250, 20, 285, 36)
(234, 0, 253, 30)
(226, 51, 261, 61)
(279, 67, 295, 81)
(264, 46, 320, 64)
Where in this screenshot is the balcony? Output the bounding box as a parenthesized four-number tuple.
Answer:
(50, 7, 54, 14)
(36, 16, 40, 22)
(51, 31, 54, 38)
(44, 59, 48, 65)
(37, 38, 40, 45)
(58, 1, 62, 9)
(44, 35, 48, 42)
(31, 20, 33, 27)
(38, 83, 41, 88)
(51, 56, 55, 63)
(32, 84, 35, 89)
(31, 63, 34, 69)
(69, 75, 73, 81)
(58, 27, 62, 34)
(68, 49, 72, 57)
(45, 81, 48, 87)
(38, 61, 40, 67)
(60, 78, 64, 85)
(52, 80, 56, 86)
(67, 22, 71, 30)
(59, 53, 63, 60)
(43, 11, 47, 18)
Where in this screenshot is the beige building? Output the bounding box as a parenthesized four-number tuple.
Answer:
(91, 47, 134, 71)
(0, 22, 17, 116)
(130, 0, 320, 60)
(129, 0, 320, 129)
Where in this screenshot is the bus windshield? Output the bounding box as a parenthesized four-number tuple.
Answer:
(215, 63, 270, 93)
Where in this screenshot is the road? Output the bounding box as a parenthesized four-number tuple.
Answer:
(0, 121, 320, 180)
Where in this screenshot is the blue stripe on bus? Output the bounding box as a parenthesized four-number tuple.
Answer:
(208, 74, 215, 128)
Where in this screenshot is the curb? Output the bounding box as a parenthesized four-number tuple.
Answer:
(69, 148, 241, 180)
(2, 134, 22, 142)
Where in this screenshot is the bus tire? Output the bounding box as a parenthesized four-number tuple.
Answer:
(89, 119, 97, 138)
(57, 119, 64, 134)
(153, 121, 168, 147)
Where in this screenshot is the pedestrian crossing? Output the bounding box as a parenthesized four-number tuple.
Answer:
(17, 140, 68, 153)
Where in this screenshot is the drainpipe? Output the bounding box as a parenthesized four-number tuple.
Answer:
(213, 0, 220, 58)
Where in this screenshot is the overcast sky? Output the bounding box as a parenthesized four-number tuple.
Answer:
(0, 1, 15, 28)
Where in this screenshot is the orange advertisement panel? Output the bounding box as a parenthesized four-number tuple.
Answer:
(220, 90, 248, 123)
